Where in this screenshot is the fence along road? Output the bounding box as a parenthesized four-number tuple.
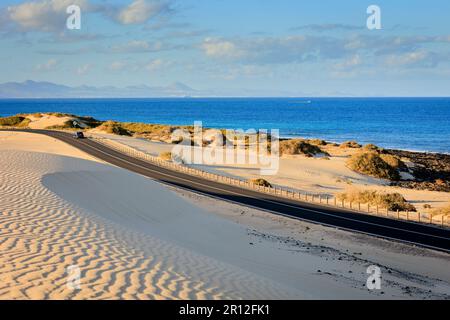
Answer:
(4, 129, 450, 253)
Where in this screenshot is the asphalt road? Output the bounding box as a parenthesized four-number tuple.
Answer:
(4, 129, 450, 253)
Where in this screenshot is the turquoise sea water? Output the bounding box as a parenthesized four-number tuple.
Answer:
(1, 97, 449, 153)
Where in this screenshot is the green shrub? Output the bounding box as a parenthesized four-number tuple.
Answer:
(337, 190, 416, 211)
(347, 151, 400, 180)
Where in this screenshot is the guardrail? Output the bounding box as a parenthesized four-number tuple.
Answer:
(88, 134, 449, 229)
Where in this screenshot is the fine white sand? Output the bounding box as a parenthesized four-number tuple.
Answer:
(1, 131, 449, 299)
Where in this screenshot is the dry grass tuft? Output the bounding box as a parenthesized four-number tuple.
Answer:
(159, 151, 173, 161)
(347, 151, 401, 180)
(337, 190, 416, 211)
(0, 116, 28, 127)
(249, 178, 272, 188)
(280, 139, 329, 157)
(431, 204, 450, 217)
(97, 121, 131, 136)
(340, 141, 361, 148)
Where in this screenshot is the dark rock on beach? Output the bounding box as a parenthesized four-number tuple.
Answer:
(386, 149, 450, 192)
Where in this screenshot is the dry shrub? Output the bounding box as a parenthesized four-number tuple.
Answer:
(431, 204, 450, 217)
(308, 139, 327, 146)
(159, 151, 173, 161)
(0, 116, 27, 126)
(97, 121, 131, 136)
(337, 190, 416, 211)
(280, 139, 328, 156)
(249, 178, 272, 188)
(347, 151, 400, 180)
(340, 141, 361, 148)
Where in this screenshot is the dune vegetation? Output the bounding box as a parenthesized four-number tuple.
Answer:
(340, 141, 361, 148)
(159, 151, 173, 161)
(0, 116, 30, 127)
(346, 151, 403, 180)
(96, 121, 131, 136)
(431, 204, 450, 217)
(280, 139, 329, 157)
(249, 178, 272, 188)
(307, 139, 328, 146)
(337, 190, 416, 212)
(362, 143, 382, 152)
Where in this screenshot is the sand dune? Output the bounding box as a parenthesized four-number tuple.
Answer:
(1, 132, 449, 300)
(0, 148, 304, 299)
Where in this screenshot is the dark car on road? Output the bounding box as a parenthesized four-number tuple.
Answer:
(74, 131, 85, 139)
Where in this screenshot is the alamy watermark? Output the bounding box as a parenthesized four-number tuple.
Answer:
(169, 122, 280, 175)
(366, 265, 382, 290)
(66, 264, 81, 290)
(64, 4, 380, 31)
(367, 5, 382, 30)
(66, 5, 81, 30)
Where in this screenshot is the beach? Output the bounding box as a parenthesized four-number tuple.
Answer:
(1, 130, 449, 299)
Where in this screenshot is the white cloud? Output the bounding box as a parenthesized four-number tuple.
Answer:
(116, 0, 171, 25)
(385, 50, 440, 68)
(2, 0, 172, 33)
(76, 63, 91, 75)
(110, 40, 172, 53)
(7, 0, 88, 32)
(201, 38, 245, 59)
(201, 36, 346, 64)
(35, 59, 58, 71)
(109, 61, 127, 71)
(145, 58, 171, 71)
(200, 34, 450, 69)
(334, 54, 361, 70)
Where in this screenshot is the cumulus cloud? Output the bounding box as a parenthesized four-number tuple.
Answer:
(109, 61, 127, 71)
(76, 63, 91, 75)
(6, 0, 88, 32)
(1, 0, 172, 34)
(201, 38, 245, 59)
(384, 50, 441, 68)
(145, 58, 172, 71)
(290, 24, 363, 32)
(334, 54, 362, 70)
(201, 36, 348, 64)
(109, 40, 175, 53)
(115, 0, 171, 25)
(200, 34, 450, 69)
(35, 58, 58, 71)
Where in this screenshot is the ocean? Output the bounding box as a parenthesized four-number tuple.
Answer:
(1, 97, 449, 153)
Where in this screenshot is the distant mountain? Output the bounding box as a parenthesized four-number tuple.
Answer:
(0, 80, 199, 98)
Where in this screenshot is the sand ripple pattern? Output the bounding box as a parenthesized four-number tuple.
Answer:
(0, 151, 297, 299)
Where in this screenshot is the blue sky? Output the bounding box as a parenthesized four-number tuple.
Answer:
(1, 0, 450, 96)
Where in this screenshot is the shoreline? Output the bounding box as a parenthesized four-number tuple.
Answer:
(1, 112, 450, 195)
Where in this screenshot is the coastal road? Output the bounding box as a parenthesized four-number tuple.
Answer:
(4, 129, 450, 253)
